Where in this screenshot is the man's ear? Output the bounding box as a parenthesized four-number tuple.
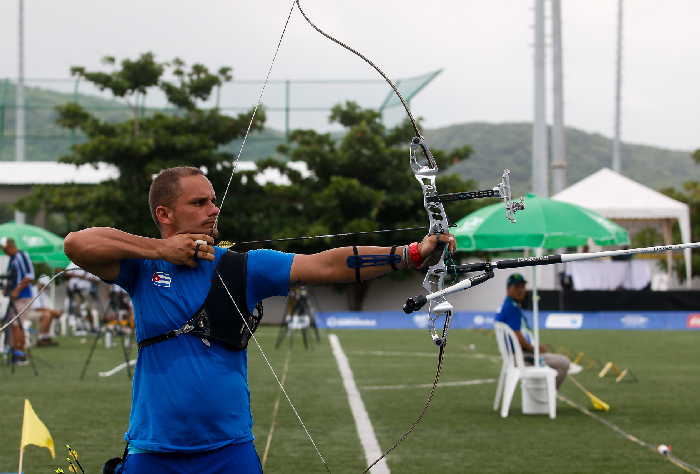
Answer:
(155, 205, 174, 226)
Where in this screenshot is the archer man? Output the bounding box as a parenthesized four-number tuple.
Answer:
(64, 166, 454, 473)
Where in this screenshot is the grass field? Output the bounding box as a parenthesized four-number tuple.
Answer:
(1, 328, 698, 473)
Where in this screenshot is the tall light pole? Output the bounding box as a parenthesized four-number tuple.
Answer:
(551, 0, 567, 194)
(612, 0, 623, 173)
(532, 0, 549, 197)
(15, 0, 26, 224)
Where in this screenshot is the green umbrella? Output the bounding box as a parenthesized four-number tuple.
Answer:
(0, 221, 69, 268)
(454, 194, 629, 251)
(453, 194, 629, 374)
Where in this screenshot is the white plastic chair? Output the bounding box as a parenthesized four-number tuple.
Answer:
(493, 322, 557, 419)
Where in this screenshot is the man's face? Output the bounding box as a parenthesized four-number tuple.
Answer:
(508, 282, 527, 302)
(162, 174, 220, 236)
(2, 242, 16, 256)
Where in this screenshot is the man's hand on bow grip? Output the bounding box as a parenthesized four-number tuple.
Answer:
(158, 234, 215, 268)
(417, 233, 456, 269)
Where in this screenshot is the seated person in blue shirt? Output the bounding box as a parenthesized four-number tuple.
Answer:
(495, 273, 570, 388)
(64, 166, 455, 474)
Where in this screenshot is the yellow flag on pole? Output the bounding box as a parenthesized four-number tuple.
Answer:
(20, 399, 55, 458)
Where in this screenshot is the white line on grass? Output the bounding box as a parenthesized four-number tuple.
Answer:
(261, 348, 292, 467)
(558, 394, 700, 473)
(350, 350, 462, 358)
(350, 349, 501, 363)
(328, 334, 390, 474)
(363, 378, 496, 391)
(98, 359, 136, 377)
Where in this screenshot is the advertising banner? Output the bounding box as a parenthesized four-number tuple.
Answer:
(316, 311, 700, 330)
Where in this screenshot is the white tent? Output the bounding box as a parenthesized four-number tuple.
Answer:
(553, 167, 692, 286)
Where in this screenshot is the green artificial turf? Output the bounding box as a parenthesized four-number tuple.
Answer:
(1, 329, 698, 473)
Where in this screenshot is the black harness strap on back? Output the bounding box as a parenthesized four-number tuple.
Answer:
(138, 251, 263, 352)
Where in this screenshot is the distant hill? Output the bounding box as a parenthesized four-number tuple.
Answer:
(1, 83, 697, 192)
(234, 122, 699, 193)
(426, 122, 698, 195)
(0, 81, 132, 162)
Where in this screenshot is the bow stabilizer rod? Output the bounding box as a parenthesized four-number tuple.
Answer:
(429, 189, 500, 203)
(403, 269, 494, 314)
(403, 241, 700, 313)
(426, 169, 525, 223)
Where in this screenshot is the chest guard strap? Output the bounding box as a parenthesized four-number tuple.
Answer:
(138, 251, 263, 351)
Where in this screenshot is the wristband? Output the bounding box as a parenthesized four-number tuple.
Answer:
(408, 242, 424, 268)
(389, 245, 399, 271)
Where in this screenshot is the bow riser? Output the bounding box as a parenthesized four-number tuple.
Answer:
(410, 136, 453, 346)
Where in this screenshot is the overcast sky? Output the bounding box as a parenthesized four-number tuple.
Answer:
(1, 0, 698, 151)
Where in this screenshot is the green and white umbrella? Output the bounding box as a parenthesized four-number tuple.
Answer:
(452, 194, 629, 371)
(454, 193, 629, 251)
(0, 222, 69, 268)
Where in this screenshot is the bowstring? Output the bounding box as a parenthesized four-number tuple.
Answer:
(294, 1, 452, 471)
(214, 1, 448, 471)
(214, 0, 296, 225)
(212, 1, 330, 471)
(363, 313, 450, 473)
(216, 273, 330, 473)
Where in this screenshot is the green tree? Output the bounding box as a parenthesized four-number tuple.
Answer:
(17, 55, 484, 308)
(246, 102, 482, 308)
(17, 53, 264, 237)
(656, 146, 700, 280)
(256, 102, 479, 253)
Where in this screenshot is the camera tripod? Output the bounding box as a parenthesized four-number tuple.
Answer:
(79, 291, 134, 380)
(275, 286, 321, 350)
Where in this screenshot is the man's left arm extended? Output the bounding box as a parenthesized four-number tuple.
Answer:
(290, 234, 455, 285)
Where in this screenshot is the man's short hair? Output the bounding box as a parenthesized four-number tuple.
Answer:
(148, 166, 204, 227)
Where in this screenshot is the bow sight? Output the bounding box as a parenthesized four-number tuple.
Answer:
(422, 167, 525, 224)
(498, 169, 526, 223)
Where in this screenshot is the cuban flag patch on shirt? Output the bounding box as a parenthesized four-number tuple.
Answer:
(152, 272, 172, 288)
